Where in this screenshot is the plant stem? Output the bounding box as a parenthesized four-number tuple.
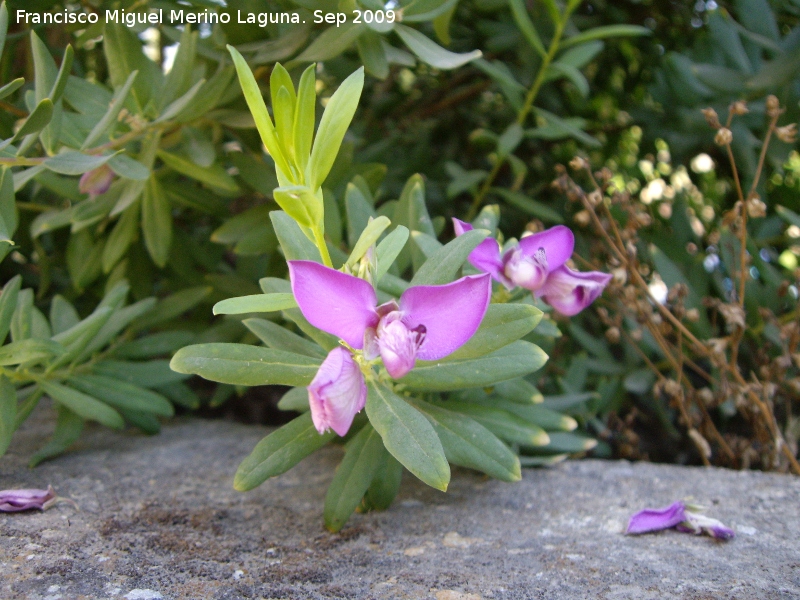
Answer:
(466, 12, 569, 221)
(314, 227, 333, 268)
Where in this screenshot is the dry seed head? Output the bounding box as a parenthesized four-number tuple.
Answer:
(688, 428, 712, 459)
(630, 328, 643, 341)
(766, 95, 781, 117)
(587, 189, 603, 207)
(574, 209, 591, 227)
(697, 388, 714, 406)
(702, 107, 721, 128)
(569, 156, 587, 171)
(775, 124, 798, 144)
(747, 195, 767, 218)
(730, 100, 749, 116)
(685, 308, 700, 322)
(715, 127, 733, 146)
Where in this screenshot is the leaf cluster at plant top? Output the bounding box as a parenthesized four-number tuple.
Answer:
(0, 0, 798, 529)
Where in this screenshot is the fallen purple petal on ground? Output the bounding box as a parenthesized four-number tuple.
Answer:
(627, 501, 734, 540)
(0, 486, 57, 512)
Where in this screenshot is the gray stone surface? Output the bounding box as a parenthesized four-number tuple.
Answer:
(2, 406, 800, 600)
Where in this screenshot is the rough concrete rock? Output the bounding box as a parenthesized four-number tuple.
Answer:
(2, 409, 799, 600)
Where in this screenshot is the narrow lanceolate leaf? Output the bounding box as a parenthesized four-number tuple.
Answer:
(347, 215, 391, 267)
(11, 99, 53, 142)
(410, 398, 520, 482)
(212, 293, 297, 316)
(43, 151, 118, 176)
(442, 401, 549, 446)
(170, 343, 321, 387)
(410, 228, 488, 286)
(277, 386, 310, 412)
(446, 304, 542, 361)
(142, 176, 172, 268)
(375, 225, 409, 281)
(0, 375, 16, 455)
(364, 451, 403, 511)
(534, 432, 597, 453)
(29, 404, 84, 467)
(395, 25, 481, 69)
(308, 67, 364, 190)
(293, 64, 316, 173)
(67, 374, 174, 416)
(93, 360, 188, 388)
(40, 381, 124, 430)
(365, 382, 449, 491)
(243, 318, 326, 359)
(324, 424, 384, 532)
(82, 71, 137, 149)
(0, 275, 22, 343)
(401, 341, 548, 391)
(227, 45, 291, 179)
(234, 412, 335, 491)
(157, 150, 239, 192)
(0, 338, 65, 366)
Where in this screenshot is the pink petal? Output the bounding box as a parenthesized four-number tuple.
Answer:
(377, 314, 424, 379)
(453, 219, 509, 288)
(626, 501, 687, 534)
(502, 246, 548, 291)
(0, 486, 56, 512)
(398, 273, 491, 361)
(288, 261, 379, 349)
(538, 266, 612, 316)
(307, 347, 367, 436)
(518, 225, 575, 273)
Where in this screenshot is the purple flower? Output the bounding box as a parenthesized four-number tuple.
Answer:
(627, 501, 735, 540)
(0, 486, 56, 512)
(453, 219, 574, 291)
(538, 265, 613, 317)
(453, 219, 611, 316)
(626, 501, 687, 534)
(288, 260, 491, 379)
(79, 165, 115, 197)
(308, 347, 367, 436)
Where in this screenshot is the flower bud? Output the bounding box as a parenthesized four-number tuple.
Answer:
(307, 347, 367, 436)
(730, 100, 748, 115)
(701, 107, 721, 128)
(714, 128, 733, 146)
(79, 165, 115, 197)
(775, 124, 798, 144)
(766, 95, 781, 118)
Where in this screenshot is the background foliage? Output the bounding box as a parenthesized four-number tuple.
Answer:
(0, 0, 798, 475)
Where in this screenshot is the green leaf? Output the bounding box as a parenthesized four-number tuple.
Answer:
(492, 188, 564, 223)
(277, 386, 310, 412)
(234, 412, 335, 491)
(29, 405, 84, 467)
(324, 424, 384, 532)
(410, 228, 488, 286)
(0, 274, 21, 343)
(497, 123, 523, 158)
(113, 331, 196, 359)
(170, 343, 320, 387)
(43, 151, 117, 176)
(49, 295, 80, 335)
(308, 67, 364, 190)
(363, 450, 403, 510)
(67, 374, 173, 416)
(155, 381, 199, 409)
(0, 78, 24, 101)
(776, 205, 800, 228)
(365, 382, 449, 491)
(142, 176, 173, 268)
(102, 200, 139, 273)
(375, 225, 408, 281)
(11, 99, 53, 142)
(157, 150, 238, 192)
(272, 185, 322, 230)
(270, 210, 322, 262)
(0, 167, 17, 240)
(347, 216, 391, 267)
(447, 303, 543, 361)
(294, 22, 365, 63)
(507, 0, 545, 56)
(534, 431, 597, 453)
(441, 401, 549, 446)
(103, 21, 161, 111)
(346, 181, 377, 247)
(227, 45, 291, 180)
(401, 340, 548, 391)
(107, 154, 149, 181)
(213, 293, 296, 316)
(243, 318, 325, 359)
(0, 2, 8, 61)
(409, 398, 520, 482)
(162, 25, 197, 108)
(560, 24, 651, 50)
(293, 64, 316, 174)
(491, 400, 577, 431)
(395, 25, 481, 69)
(0, 375, 16, 455)
(93, 359, 188, 388)
(131, 286, 210, 332)
(357, 31, 389, 80)
(49, 45, 74, 104)
(40, 380, 124, 429)
(0, 338, 64, 366)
